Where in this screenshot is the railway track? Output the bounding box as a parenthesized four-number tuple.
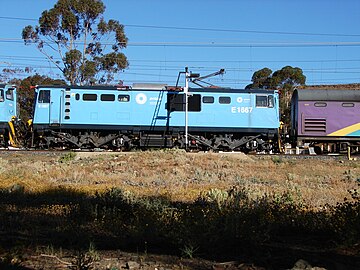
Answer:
(0, 147, 354, 161)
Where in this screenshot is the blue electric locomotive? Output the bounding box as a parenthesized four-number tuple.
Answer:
(0, 84, 18, 147)
(32, 84, 280, 152)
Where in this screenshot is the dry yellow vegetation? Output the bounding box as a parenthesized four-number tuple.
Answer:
(0, 150, 358, 208)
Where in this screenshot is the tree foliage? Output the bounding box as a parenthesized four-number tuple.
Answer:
(22, 0, 128, 85)
(246, 66, 306, 125)
(0, 67, 34, 84)
(248, 68, 273, 89)
(19, 75, 65, 121)
(246, 66, 306, 90)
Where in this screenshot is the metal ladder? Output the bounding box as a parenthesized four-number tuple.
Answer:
(149, 90, 166, 129)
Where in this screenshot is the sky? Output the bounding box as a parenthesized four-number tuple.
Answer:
(1, 0, 360, 88)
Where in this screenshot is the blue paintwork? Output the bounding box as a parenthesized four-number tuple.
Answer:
(0, 84, 17, 124)
(33, 85, 280, 131)
(348, 130, 360, 136)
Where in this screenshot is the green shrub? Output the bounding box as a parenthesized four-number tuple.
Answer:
(59, 152, 77, 163)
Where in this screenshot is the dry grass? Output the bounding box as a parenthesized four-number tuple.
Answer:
(0, 150, 358, 208)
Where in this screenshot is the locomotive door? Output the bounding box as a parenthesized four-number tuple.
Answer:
(0, 88, 6, 121)
(5, 87, 16, 117)
(35, 89, 62, 126)
(0, 87, 16, 120)
(49, 90, 63, 125)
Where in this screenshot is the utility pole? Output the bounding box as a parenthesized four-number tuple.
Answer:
(184, 67, 190, 149)
(176, 67, 224, 150)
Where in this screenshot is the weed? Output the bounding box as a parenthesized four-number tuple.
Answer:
(180, 243, 199, 259)
(88, 242, 99, 261)
(286, 173, 296, 181)
(0, 247, 23, 267)
(234, 175, 246, 185)
(59, 152, 77, 163)
(69, 244, 100, 270)
(45, 245, 56, 256)
(0, 158, 8, 173)
(271, 156, 283, 164)
(69, 251, 95, 270)
(200, 188, 229, 208)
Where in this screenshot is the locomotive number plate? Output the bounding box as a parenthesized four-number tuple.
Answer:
(231, 107, 253, 113)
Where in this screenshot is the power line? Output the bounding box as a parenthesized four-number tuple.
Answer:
(0, 16, 36, 21)
(2, 63, 360, 76)
(2, 54, 360, 64)
(6, 61, 360, 73)
(2, 38, 360, 48)
(125, 24, 360, 38)
(4, 62, 359, 73)
(1, 15, 360, 38)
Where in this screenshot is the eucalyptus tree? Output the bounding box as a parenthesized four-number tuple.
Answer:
(246, 66, 306, 125)
(22, 0, 128, 85)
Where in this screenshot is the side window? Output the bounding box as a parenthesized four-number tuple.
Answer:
(219, 96, 231, 104)
(167, 94, 201, 112)
(0, 89, 4, 102)
(101, 94, 115, 101)
(38, 90, 50, 103)
(314, 102, 327, 107)
(83, 94, 97, 101)
(256, 95, 268, 107)
(75, 93, 80, 100)
(118, 94, 130, 102)
(203, 96, 214, 104)
(6, 88, 14, 101)
(167, 93, 184, 111)
(188, 94, 201, 112)
(342, 103, 354, 107)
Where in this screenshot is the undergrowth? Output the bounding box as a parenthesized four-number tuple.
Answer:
(0, 184, 359, 264)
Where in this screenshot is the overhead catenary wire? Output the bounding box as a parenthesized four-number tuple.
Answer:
(3, 70, 358, 85)
(1, 16, 359, 86)
(1, 15, 360, 38)
(2, 37, 360, 48)
(2, 62, 360, 74)
(1, 55, 360, 64)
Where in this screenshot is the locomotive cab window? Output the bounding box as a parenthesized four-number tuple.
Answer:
(268, 95, 274, 108)
(256, 95, 268, 107)
(0, 89, 4, 102)
(6, 88, 14, 101)
(167, 94, 201, 112)
(38, 90, 50, 103)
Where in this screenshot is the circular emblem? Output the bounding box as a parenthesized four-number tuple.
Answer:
(135, 93, 147, 105)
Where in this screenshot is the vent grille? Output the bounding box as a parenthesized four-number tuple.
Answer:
(304, 118, 326, 133)
(64, 88, 71, 120)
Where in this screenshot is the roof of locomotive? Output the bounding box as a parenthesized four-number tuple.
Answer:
(0, 84, 16, 89)
(293, 89, 360, 102)
(35, 84, 277, 94)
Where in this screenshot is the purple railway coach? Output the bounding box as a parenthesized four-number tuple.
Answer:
(290, 89, 360, 153)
